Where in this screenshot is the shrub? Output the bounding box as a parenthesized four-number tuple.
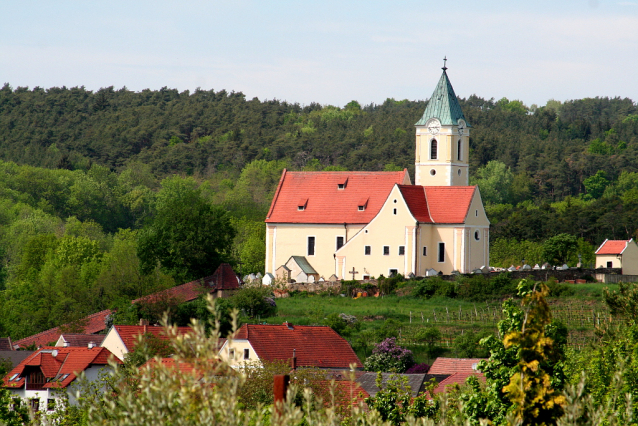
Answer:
(405, 363, 430, 374)
(364, 338, 414, 373)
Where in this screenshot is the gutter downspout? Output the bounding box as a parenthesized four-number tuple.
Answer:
(413, 221, 419, 275)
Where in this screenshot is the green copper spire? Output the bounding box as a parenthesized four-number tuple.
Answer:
(415, 64, 470, 127)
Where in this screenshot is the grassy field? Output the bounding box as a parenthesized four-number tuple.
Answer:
(262, 282, 620, 363)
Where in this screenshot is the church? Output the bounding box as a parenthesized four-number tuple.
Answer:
(264, 64, 490, 281)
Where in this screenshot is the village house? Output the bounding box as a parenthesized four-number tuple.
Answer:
(595, 239, 638, 275)
(219, 323, 363, 370)
(265, 65, 489, 279)
(2, 346, 120, 411)
(100, 324, 194, 361)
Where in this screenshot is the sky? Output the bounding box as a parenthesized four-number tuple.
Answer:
(1, 1, 637, 108)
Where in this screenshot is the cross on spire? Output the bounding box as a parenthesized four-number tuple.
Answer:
(442, 56, 448, 71)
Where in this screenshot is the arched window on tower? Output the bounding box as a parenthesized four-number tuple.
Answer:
(457, 139, 462, 161)
(430, 139, 438, 160)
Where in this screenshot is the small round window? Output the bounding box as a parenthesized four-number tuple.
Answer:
(474, 230, 480, 241)
(430, 169, 436, 176)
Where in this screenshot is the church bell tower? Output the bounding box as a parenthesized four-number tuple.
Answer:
(414, 59, 470, 186)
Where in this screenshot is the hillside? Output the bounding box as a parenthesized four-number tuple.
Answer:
(1, 84, 638, 340)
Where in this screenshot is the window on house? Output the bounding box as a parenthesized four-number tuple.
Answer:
(475, 210, 478, 217)
(358, 205, 365, 211)
(423, 247, 427, 256)
(298, 198, 308, 211)
(438, 243, 445, 263)
(389, 269, 398, 277)
(229, 349, 235, 360)
(607, 261, 613, 268)
(474, 231, 480, 241)
(244, 349, 250, 360)
(336, 236, 344, 250)
(393, 208, 397, 215)
(365, 246, 371, 255)
(337, 178, 348, 190)
(399, 246, 405, 255)
(47, 399, 55, 411)
(307, 236, 315, 256)
(383, 246, 390, 256)
(457, 140, 462, 161)
(30, 399, 39, 412)
(431, 139, 438, 160)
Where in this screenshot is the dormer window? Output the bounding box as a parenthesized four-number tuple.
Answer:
(337, 177, 348, 190)
(298, 198, 308, 211)
(358, 197, 369, 211)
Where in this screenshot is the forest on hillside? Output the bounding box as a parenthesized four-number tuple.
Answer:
(1, 83, 638, 340)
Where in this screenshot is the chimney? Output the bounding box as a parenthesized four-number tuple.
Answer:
(273, 374, 290, 417)
(291, 349, 297, 371)
(286, 322, 294, 330)
(88, 342, 95, 349)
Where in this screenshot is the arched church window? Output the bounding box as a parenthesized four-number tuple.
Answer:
(457, 140, 462, 161)
(430, 139, 438, 160)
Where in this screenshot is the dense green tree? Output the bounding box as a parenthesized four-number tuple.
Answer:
(138, 179, 235, 282)
(231, 287, 276, 319)
(542, 233, 578, 265)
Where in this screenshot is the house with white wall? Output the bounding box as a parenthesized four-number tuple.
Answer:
(2, 346, 120, 412)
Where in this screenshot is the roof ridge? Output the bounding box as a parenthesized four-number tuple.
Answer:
(266, 168, 287, 220)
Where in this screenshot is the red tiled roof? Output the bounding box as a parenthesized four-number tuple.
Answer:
(14, 310, 113, 349)
(234, 323, 362, 369)
(0, 338, 12, 351)
(3, 346, 120, 390)
(57, 334, 105, 347)
(433, 371, 485, 394)
(422, 187, 476, 223)
(132, 263, 240, 305)
(210, 263, 241, 290)
(428, 357, 485, 375)
(596, 239, 632, 255)
(112, 325, 193, 352)
(397, 185, 476, 224)
(398, 186, 432, 223)
(314, 380, 369, 408)
(265, 169, 410, 224)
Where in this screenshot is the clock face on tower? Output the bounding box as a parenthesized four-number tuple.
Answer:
(457, 119, 466, 136)
(426, 118, 441, 135)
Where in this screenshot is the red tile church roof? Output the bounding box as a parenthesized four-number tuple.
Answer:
(399, 185, 477, 224)
(266, 169, 409, 224)
(596, 239, 633, 255)
(234, 323, 362, 369)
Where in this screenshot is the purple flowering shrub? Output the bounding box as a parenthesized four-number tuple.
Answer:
(363, 337, 415, 373)
(405, 363, 430, 374)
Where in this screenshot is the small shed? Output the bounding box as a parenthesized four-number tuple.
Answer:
(595, 239, 638, 274)
(262, 273, 275, 286)
(284, 256, 320, 284)
(275, 265, 291, 283)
